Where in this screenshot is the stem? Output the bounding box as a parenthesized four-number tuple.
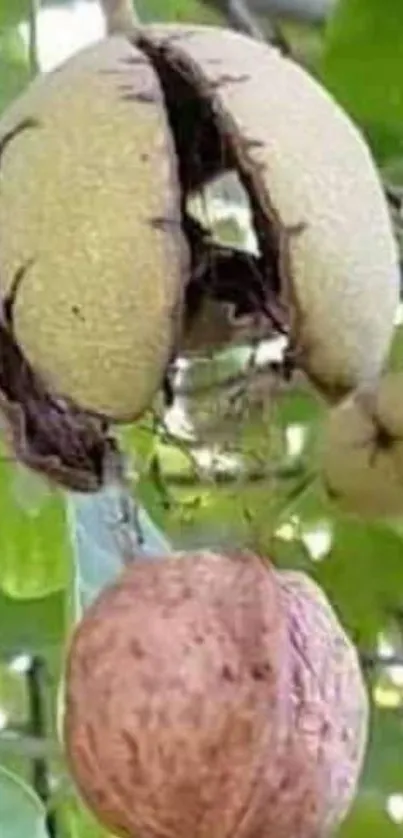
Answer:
(227, 0, 292, 53)
(250, 0, 333, 24)
(163, 461, 307, 487)
(26, 658, 58, 838)
(361, 652, 403, 669)
(28, 0, 40, 78)
(98, 0, 139, 34)
(227, 0, 265, 39)
(0, 730, 59, 760)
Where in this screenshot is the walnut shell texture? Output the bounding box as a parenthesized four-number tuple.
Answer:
(64, 551, 368, 838)
(277, 571, 369, 834)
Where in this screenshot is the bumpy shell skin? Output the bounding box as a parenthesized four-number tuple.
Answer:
(277, 571, 369, 835)
(142, 24, 399, 397)
(321, 371, 403, 517)
(64, 551, 368, 838)
(0, 37, 187, 420)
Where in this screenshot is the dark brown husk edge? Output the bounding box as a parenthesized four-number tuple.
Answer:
(133, 29, 292, 348)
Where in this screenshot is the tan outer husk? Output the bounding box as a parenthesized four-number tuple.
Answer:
(321, 371, 403, 517)
(0, 36, 187, 420)
(64, 550, 367, 838)
(141, 24, 399, 397)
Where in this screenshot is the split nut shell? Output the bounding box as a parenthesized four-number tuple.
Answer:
(140, 23, 399, 397)
(0, 23, 398, 426)
(0, 36, 187, 420)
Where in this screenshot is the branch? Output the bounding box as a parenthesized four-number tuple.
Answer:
(26, 658, 58, 838)
(227, 0, 292, 54)
(173, 361, 308, 397)
(98, 0, 139, 34)
(163, 462, 307, 486)
(202, 0, 333, 26)
(384, 182, 403, 213)
(0, 730, 60, 760)
(227, 0, 265, 39)
(28, 0, 40, 77)
(245, 0, 334, 24)
(360, 652, 403, 669)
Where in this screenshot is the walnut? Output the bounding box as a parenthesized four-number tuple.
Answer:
(64, 550, 368, 838)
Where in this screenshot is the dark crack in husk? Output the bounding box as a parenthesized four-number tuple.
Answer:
(134, 31, 290, 355)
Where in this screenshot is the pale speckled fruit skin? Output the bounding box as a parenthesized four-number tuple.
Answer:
(321, 372, 403, 517)
(143, 24, 399, 397)
(64, 551, 368, 838)
(0, 36, 187, 421)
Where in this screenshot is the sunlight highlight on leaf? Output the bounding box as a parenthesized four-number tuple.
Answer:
(285, 423, 306, 458)
(373, 684, 403, 710)
(302, 523, 333, 561)
(387, 794, 403, 824)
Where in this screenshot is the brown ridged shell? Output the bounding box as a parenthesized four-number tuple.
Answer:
(64, 551, 368, 838)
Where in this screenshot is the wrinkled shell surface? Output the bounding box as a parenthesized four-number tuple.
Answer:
(142, 24, 399, 396)
(321, 372, 403, 517)
(277, 570, 368, 834)
(64, 550, 367, 838)
(0, 36, 186, 420)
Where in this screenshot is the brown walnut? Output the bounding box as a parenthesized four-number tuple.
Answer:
(64, 550, 368, 838)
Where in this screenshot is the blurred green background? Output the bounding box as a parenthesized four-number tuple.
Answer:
(1, 0, 403, 836)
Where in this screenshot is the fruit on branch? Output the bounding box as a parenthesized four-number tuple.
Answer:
(0, 37, 187, 422)
(64, 550, 368, 838)
(321, 371, 403, 517)
(0, 25, 398, 489)
(137, 24, 399, 397)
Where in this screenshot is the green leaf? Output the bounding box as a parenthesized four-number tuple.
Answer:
(0, 459, 69, 599)
(387, 322, 403, 373)
(311, 519, 403, 646)
(340, 794, 403, 837)
(134, 0, 222, 23)
(0, 660, 28, 724)
(58, 795, 110, 838)
(0, 590, 64, 655)
(0, 766, 48, 838)
(0, 0, 29, 28)
(321, 0, 403, 162)
(0, 28, 30, 114)
(363, 707, 403, 796)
